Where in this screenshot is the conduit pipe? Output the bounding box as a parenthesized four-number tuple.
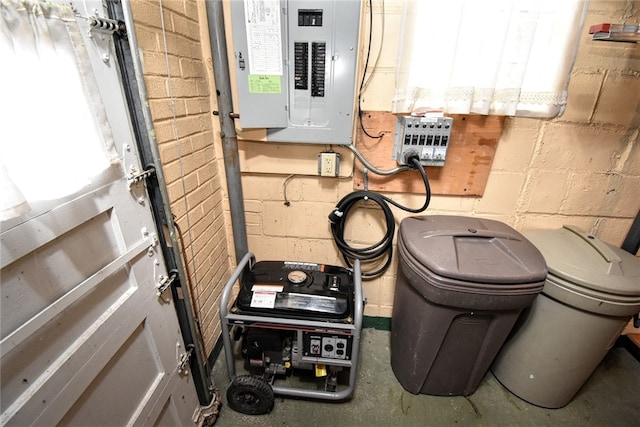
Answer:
(205, 0, 249, 263)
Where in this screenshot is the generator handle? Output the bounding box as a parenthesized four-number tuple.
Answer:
(220, 251, 255, 380)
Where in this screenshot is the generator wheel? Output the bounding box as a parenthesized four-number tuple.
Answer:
(226, 375, 274, 415)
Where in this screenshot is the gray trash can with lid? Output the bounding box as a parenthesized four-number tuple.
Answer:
(391, 215, 547, 396)
(492, 225, 640, 408)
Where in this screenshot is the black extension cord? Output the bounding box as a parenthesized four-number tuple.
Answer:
(328, 156, 431, 278)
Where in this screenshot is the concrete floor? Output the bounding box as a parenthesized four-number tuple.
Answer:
(211, 328, 640, 426)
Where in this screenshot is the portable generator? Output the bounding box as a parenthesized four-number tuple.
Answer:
(219, 253, 363, 415)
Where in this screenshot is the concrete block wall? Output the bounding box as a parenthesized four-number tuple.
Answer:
(130, 0, 232, 355)
(236, 0, 640, 318)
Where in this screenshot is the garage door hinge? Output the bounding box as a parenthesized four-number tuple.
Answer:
(156, 269, 178, 296)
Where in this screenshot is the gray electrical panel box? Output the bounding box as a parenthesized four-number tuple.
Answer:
(393, 116, 453, 167)
(229, 0, 360, 145)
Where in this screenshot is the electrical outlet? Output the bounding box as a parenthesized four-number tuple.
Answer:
(318, 152, 340, 177)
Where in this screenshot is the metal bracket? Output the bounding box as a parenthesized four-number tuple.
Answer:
(178, 344, 195, 376)
(157, 269, 178, 297)
(89, 16, 126, 37)
(127, 165, 156, 188)
(87, 16, 126, 64)
(212, 111, 240, 119)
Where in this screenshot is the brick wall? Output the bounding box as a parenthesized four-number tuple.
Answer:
(130, 0, 232, 355)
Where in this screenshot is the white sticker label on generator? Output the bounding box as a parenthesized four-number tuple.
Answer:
(243, 0, 283, 75)
(250, 291, 277, 309)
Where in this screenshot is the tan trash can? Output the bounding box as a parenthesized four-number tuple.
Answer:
(492, 225, 640, 408)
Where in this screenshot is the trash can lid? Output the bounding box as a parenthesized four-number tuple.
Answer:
(399, 216, 547, 284)
(523, 225, 640, 297)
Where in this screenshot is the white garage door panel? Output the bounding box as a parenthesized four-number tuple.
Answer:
(59, 321, 164, 426)
(0, 177, 122, 269)
(1, 1, 201, 424)
(0, 208, 120, 338)
(0, 268, 133, 407)
(1, 178, 198, 426)
(2, 272, 186, 426)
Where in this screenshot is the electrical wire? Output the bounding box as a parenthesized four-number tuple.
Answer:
(329, 156, 431, 277)
(358, 0, 383, 140)
(361, 0, 385, 93)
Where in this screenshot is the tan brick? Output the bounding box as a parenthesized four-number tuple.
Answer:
(288, 239, 340, 264)
(364, 305, 380, 317)
(283, 176, 340, 203)
(246, 223, 263, 237)
(518, 215, 597, 234)
(196, 162, 217, 185)
(133, 24, 160, 51)
(167, 77, 199, 97)
(143, 75, 168, 99)
(417, 195, 475, 213)
(379, 306, 393, 318)
(241, 175, 286, 201)
(162, 32, 200, 59)
(521, 172, 569, 214)
(191, 131, 215, 151)
(262, 201, 335, 239)
(171, 13, 201, 41)
(379, 274, 397, 308)
(594, 217, 638, 247)
(532, 123, 627, 172)
(149, 98, 186, 121)
(492, 117, 541, 172)
(161, 159, 184, 184)
(166, 170, 198, 201)
(130, 1, 162, 28)
(159, 0, 186, 16)
(140, 51, 181, 77)
(184, 0, 200, 21)
(560, 70, 605, 123)
(562, 174, 640, 217)
(185, 97, 211, 115)
(187, 181, 215, 208)
(247, 236, 291, 260)
(158, 140, 179, 163)
(362, 280, 381, 307)
(171, 114, 208, 139)
(620, 133, 640, 176)
(476, 172, 526, 215)
(593, 72, 640, 128)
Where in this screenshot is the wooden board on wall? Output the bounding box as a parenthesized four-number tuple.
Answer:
(353, 112, 506, 196)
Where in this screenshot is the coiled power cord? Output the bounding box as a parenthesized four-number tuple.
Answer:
(328, 155, 431, 278)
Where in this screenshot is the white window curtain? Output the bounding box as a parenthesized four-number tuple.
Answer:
(393, 0, 589, 117)
(0, 0, 118, 222)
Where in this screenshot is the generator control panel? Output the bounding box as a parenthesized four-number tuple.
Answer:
(393, 115, 454, 167)
(303, 332, 353, 360)
(229, 0, 360, 144)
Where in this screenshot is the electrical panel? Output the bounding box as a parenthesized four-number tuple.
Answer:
(229, 0, 360, 144)
(393, 116, 453, 167)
